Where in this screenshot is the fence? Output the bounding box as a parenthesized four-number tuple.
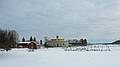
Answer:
(64, 45, 120, 51)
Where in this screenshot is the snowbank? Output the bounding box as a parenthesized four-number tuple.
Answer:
(0, 45, 120, 67)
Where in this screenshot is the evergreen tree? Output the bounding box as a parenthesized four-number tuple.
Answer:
(33, 37, 36, 41)
(22, 37, 25, 42)
(80, 38, 84, 45)
(30, 36, 33, 41)
(84, 39, 87, 46)
(40, 40, 42, 45)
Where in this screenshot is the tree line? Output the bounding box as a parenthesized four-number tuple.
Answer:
(0, 29, 19, 50)
(22, 36, 37, 42)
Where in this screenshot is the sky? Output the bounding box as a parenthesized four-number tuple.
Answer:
(0, 0, 120, 43)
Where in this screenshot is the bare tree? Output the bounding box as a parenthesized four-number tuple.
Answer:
(0, 29, 19, 50)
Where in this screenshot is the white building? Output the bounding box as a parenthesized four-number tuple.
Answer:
(46, 36, 68, 47)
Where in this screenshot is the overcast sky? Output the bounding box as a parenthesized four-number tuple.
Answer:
(0, 0, 120, 42)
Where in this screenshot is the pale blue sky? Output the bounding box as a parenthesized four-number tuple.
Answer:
(0, 0, 120, 43)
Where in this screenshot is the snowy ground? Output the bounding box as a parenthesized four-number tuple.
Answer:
(0, 45, 120, 67)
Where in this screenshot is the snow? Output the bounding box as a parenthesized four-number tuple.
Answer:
(17, 42, 31, 44)
(0, 45, 120, 67)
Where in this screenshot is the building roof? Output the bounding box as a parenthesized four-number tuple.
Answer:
(17, 41, 39, 45)
(17, 42, 31, 44)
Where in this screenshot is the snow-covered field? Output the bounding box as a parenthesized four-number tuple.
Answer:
(0, 45, 120, 67)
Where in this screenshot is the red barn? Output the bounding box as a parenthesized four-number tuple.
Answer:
(17, 41, 39, 49)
